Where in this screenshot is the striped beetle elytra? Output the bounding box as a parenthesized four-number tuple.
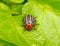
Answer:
(23, 14, 36, 30)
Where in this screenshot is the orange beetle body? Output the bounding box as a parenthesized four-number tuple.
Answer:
(23, 15, 36, 30)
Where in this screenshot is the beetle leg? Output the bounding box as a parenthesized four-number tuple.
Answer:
(34, 17, 37, 18)
(22, 19, 23, 21)
(34, 28, 37, 30)
(20, 24, 24, 26)
(33, 26, 37, 30)
(35, 23, 39, 25)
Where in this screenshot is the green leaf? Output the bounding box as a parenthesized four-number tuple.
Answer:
(10, 0, 24, 3)
(0, 0, 60, 46)
(22, 2, 60, 46)
(1, 0, 11, 4)
(0, 39, 17, 46)
(11, 4, 23, 15)
(0, 2, 30, 46)
(0, 2, 9, 11)
(28, 0, 60, 16)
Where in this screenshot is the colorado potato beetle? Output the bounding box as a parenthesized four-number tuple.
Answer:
(23, 14, 36, 30)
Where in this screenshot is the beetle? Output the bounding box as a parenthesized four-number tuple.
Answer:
(23, 14, 36, 30)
